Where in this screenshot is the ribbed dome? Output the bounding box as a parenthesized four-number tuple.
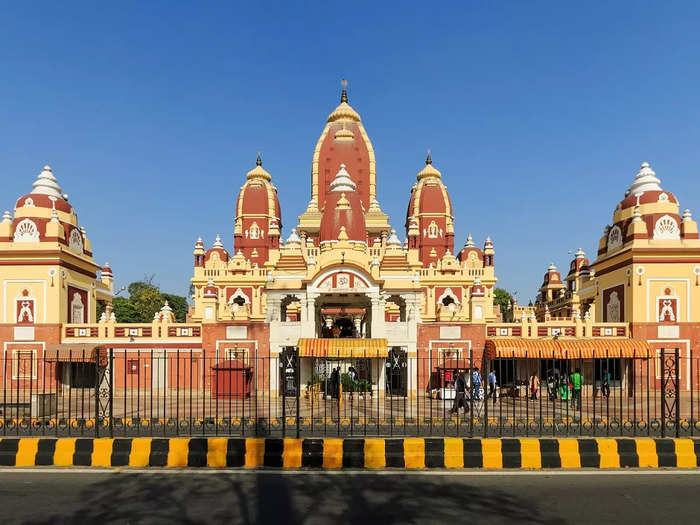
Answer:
(235, 155, 281, 226)
(327, 84, 361, 122)
(16, 165, 73, 214)
(406, 154, 452, 219)
(32, 165, 63, 198)
(245, 154, 272, 181)
(416, 152, 442, 180)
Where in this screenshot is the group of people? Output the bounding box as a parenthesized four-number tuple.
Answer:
(535, 368, 584, 409)
(449, 368, 499, 415)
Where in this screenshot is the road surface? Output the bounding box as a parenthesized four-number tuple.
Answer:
(0, 469, 698, 524)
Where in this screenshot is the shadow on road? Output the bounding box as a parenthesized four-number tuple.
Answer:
(24, 472, 568, 525)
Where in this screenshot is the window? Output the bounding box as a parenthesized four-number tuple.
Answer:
(127, 359, 139, 375)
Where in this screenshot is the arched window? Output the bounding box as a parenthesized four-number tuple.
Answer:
(13, 219, 40, 243)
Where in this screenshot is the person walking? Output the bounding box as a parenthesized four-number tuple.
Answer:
(547, 374, 557, 401)
(487, 369, 497, 402)
(472, 367, 482, 400)
(529, 373, 540, 400)
(449, 369, 466, 415)
(601, 368, 611, 398)
(330, 367, 340, 400)
(558, 374, 569, 402)
(570, 368, 583, 410)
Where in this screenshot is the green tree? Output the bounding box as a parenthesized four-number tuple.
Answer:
(112, 296, 141, 323)
(493, 288, 514, 321)
(110, 278, 190, 323)
(162, 293, 189, 322)
(128, 281, 164, 322)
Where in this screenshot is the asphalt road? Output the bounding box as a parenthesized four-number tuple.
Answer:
(0, 470, 698, 525)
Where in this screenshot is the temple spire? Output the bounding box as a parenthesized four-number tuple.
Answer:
(256, 151, 262, 167)
(340, 79, 348, 103)
(426, 149, 432, 165)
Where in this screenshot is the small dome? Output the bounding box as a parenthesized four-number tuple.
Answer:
(386, 229, 402, 247)
(319, 164, 366, 243)
(32, 165, 63, 198)
(286, 228, 302, 246)
(416, 152, 442, 180)
(15, 165, 74, 214)
(628, 162, 662, 195)
(235, 155, 281, 227)
(406, 154, 452, 220)
(618, 162, 678, 211)
(246, 153, 272, 181)
(327, 82, 361, 122)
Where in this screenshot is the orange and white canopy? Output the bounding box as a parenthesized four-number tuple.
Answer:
(485, 338, 653, 359)
(297, 338, 387, 358)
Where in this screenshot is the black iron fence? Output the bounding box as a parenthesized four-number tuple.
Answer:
(0, 347, 697, 438)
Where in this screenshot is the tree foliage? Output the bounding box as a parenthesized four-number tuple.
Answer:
(111, 277, 189, 323)
(493, 288, 514, 320)
(162, 293, 189, 323)
(112, 296, 142, 323)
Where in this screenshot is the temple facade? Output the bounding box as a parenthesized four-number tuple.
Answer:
(1, 85, 698, 400)
(189, 85, 497, 394)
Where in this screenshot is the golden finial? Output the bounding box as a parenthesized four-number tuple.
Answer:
(256, 151, 262, 166)
(340, 79, 348, 103)
(426, 149, 432, 165)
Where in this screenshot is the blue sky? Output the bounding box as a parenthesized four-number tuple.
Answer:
(2, 2, 700, 303)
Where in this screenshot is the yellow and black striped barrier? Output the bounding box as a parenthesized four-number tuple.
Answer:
(0, 437, 698, 469)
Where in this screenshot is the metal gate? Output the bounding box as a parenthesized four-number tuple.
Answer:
(660, 347, 680, 438)
(386, 347, 407, 397)
(279, 346, 300, 437)
(94, 349, 112, 438)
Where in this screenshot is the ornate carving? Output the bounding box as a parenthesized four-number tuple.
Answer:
(13, 218, 40, 242)
(653, 215, 680, 240)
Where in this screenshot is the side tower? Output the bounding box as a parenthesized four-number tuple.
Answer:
(405, 153, 455, 266)
(233, 155, 281, 265)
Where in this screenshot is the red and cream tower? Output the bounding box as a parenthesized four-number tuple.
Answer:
(406, 152, 455, 265)
(191, 82, 498, 395)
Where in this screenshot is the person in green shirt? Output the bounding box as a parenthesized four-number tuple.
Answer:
(570, 368, 583, 410)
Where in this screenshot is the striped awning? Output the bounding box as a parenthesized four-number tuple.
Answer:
(297, 338, 388, 358)
(485, 338, 653, 359)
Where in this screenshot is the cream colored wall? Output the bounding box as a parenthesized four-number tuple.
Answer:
(0, 263, 108, 324)
(577, 258, 699, 324)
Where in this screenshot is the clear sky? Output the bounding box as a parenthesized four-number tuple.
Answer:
(2, 2, 700, 302)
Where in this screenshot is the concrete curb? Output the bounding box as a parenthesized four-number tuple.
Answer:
(0, 437, 698, 469)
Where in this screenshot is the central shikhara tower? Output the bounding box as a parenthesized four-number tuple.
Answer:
(189, 83, 497, 374)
